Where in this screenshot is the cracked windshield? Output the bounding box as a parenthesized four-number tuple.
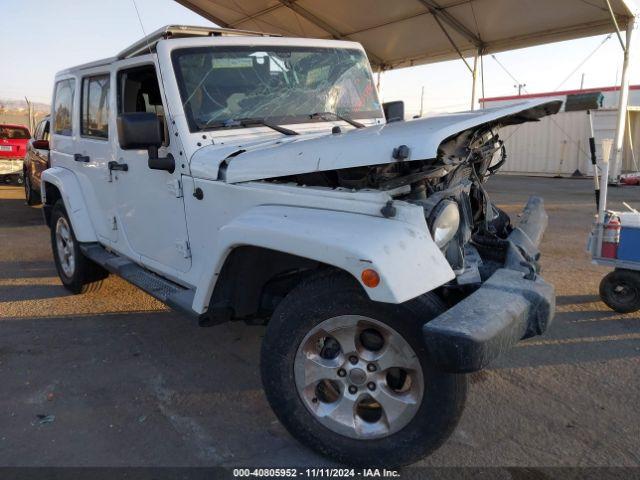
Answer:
(172, 46, 381, 131)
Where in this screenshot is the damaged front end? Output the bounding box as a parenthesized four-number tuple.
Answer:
(422, 196, 555, 373)
(253, 101, 560, 372)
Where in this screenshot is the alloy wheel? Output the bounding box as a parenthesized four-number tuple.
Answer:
(294, 315, 423, 440)
(55, 217, 76, 277)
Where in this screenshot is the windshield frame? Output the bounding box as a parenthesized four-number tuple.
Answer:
(170, 44, 383, 133)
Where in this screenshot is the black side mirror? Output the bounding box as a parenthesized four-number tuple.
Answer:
(117, 112, 162, 150)
(117, 112, 174, 173)
(32, 139, 49, 150)
(383, 101, 405, 123)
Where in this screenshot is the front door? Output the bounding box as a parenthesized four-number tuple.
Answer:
(111, 62, 191, 274)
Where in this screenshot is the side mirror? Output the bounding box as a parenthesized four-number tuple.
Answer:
(33, 139, 49, 150)
(117, 112, 174, 173)
(117, 112, 162, 150)
(383, 101, 405, 123)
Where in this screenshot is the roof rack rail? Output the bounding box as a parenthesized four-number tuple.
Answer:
(118, 24, 280, 59)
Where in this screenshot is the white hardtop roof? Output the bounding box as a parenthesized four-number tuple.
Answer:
(175, 0, 639, 69)
(57, 24, 280, 75)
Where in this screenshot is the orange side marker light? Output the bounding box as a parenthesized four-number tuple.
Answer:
(361, 269, 380, 288)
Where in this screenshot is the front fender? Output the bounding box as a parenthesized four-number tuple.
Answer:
(192, 205, 455, 311)
(41, 167, 97, 243)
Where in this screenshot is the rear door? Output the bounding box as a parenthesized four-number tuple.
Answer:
(50, 72, 116, 244)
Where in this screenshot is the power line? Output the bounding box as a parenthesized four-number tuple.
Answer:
(554, 34, 612, 91)
(491, 54, 523, 87)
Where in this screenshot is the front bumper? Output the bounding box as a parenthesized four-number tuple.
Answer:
(422, 196, 555, 373)
(0, 158, 24, 176)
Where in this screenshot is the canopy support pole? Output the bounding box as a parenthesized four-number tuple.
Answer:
(609, 15, 637, 182)
(470, 48, 481, 110)
(605, 0, 627, 50)
(416, 0, 482, 47)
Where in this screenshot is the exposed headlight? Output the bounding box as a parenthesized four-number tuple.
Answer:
(428, 200, 460, 249)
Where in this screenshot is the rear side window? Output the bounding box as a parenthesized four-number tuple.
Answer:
(53, 79, 75, 136)
(0, 126, 30, 139)
(33, 119, 50, 141)
(81, 75, 110, 139)
(33, 121, 44, 140)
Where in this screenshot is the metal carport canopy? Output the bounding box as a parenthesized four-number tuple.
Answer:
(174, 0, 639, 70)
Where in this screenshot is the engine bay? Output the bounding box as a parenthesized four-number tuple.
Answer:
(266, 126, 517, 292)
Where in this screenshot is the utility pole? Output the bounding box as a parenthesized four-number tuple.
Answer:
(24, 97, 34, 133)
(514, 83, 527, 96)
(419, 86, 425, 117)
(580, 73, 586, 90)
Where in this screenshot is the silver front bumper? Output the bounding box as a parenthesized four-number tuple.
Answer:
(0, 159, 24, 176)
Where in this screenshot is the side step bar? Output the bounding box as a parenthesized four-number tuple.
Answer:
(80, 243, 199, 319)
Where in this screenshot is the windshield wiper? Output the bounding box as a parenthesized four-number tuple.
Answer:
(309, 112, 365, 129)
(203, 117, 299, 136)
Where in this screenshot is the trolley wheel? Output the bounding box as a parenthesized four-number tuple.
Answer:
(599, 269, 640, 313)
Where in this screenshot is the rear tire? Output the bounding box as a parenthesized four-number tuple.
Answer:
(24, 172, 41, 205)
(261, 271, 467, 467)
(50, 200, 107, 294)
(599, 269, 640, 313)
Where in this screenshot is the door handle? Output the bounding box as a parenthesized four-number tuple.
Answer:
(108, 161, 129, 172)
(74, 153, 90, 162)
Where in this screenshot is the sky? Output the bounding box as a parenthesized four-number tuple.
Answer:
(1, 0, 639, 115)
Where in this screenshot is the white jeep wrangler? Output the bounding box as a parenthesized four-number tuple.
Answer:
(42, 25, 558, 466)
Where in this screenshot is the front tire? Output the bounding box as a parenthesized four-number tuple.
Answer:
(600, 269, 640, 313)
(261, 271, 467, 466)
(50, 200, 107, 294)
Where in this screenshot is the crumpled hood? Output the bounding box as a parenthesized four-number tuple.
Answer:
(189, 99, 561, 183)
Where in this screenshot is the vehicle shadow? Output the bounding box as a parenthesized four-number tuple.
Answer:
(0, 260, 56, 279)
(491, 305, 640, 370)
(0, 284, 70, 302)
(0, 310, 324, 467)
(0, 198, 43, 228)
(555, 294, 601, 306)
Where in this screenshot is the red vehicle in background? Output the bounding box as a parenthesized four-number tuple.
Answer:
(0, 124, 30, 184)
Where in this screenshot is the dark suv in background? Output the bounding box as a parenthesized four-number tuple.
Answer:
(23, 116, 50, 205)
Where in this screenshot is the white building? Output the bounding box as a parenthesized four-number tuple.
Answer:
(481, 86, 640, 176)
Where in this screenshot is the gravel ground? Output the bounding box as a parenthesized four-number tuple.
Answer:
(0, 176, 638, 470)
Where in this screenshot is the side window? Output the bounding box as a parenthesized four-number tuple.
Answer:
(43, 120, 50, 141)
(53, 79, 75, 136)
(34, 119, 50, 141)
(33, 121, 44, 140)
(81, 75, 110, 139)
(118, 65, 167, 144)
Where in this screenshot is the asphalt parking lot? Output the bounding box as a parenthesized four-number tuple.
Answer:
(0, 175, 639, 469)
